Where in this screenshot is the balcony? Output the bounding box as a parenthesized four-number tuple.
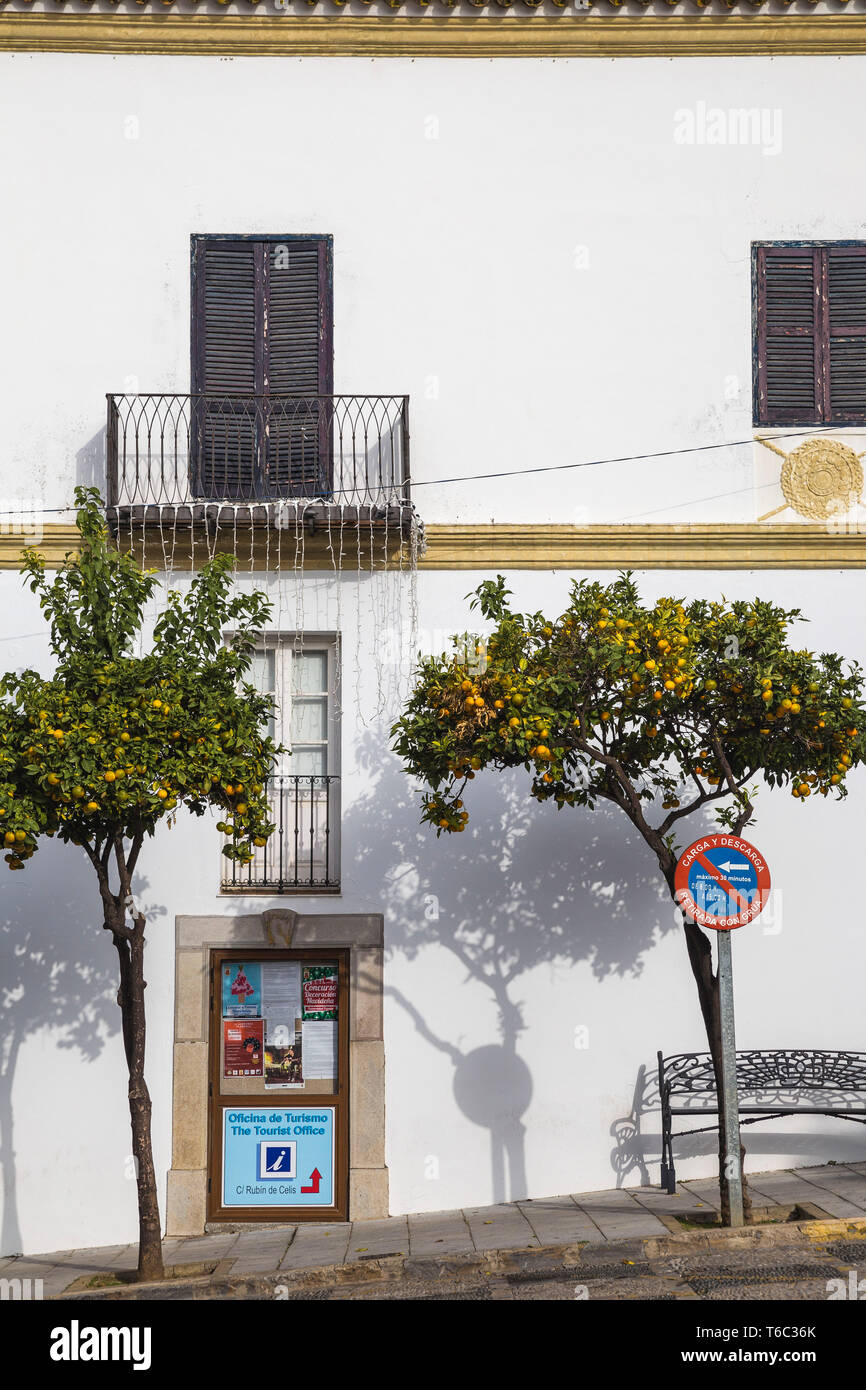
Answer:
(220, 774, 340, 894)
(105, 394, 412, 534)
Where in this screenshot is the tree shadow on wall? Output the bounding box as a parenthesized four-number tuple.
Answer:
(0, 842, 164, 1256)
(344, 728, 682, 1204)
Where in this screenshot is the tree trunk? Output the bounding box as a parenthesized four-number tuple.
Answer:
(598, 773, 755, 1225)
(112, 917, 165, 1282)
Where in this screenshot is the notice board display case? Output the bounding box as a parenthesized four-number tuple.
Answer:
(207, 947, 350, 1223)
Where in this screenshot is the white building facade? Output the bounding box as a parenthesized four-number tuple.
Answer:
(1, 3, 866, 1256)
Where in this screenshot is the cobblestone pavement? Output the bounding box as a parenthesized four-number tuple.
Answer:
(259, 1234, 866, 1302)
(3, 1161, 864, 1300)
(46, 1225, 866, 1302)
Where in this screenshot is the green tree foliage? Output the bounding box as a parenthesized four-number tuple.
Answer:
(0, 489, 278, 872)
(0, 488, 279, 1279)
(393, 572, 864, 841)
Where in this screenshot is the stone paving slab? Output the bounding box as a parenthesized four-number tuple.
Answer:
(13, 1247, 78, 1264)
(160, 1239, 187, 1258)
(9, 1252, 120, 1297)
(742, 1170, 862, 1218)
(678, 1178, 723, 1209)
(41, 1262, 104, 1297)
(230, 1240, 295, 1274)
(49, 1244, 138, 1275)
(231, 1228, 295, 1251)
(463, 1203, 539, 1252)
(629, 1184, 715, 1216)
(516, 1197, 603, 1246)
(346, 1216, 409, 1262)
(1, 1256, 67, 1279)
(40, 1244, 138, 1293)
(278, 1224, 352, 1271)
(677, 1176, 777, 1209)
(740, 1175, 793, 1206)
(792, 1165, 866, 1211)
(165, 1234, 239, 1266)
(102, 1244, 138, 1268)
(407, 1210, 475, 1257)
(575, 1189, 669, 1240)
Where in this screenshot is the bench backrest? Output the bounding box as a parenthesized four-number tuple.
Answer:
(660, 1049, 866, 1096)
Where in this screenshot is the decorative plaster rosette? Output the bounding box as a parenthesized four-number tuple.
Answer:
(779, 438, 864, 521)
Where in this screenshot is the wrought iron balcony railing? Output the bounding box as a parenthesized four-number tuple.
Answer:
(106, 394, 411, 528)
(221, 774, 340, 894)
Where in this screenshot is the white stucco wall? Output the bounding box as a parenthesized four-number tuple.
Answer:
(1, 51, 866, 528)
(1, 564, 864, 1254)
(2, 48, 866, 1254)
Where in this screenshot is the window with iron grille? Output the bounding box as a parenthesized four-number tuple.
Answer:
(221, 639, 341, 893)
(754, 243, 866, 427)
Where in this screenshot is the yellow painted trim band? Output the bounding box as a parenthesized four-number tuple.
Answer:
(5, 522, 866, 570)
(418, 523, 866, 569)
(0, 526, 81, 569)
(3, 13, 866, 57)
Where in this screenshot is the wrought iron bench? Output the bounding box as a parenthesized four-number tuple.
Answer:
(658, 1049, 866, 1194)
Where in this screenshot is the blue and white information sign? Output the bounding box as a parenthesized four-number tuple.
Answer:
(222, 1107, 335, 1208)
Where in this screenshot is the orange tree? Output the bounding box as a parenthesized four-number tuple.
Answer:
(392, 572, 866, 1221)
(0, 489, 278, 1279)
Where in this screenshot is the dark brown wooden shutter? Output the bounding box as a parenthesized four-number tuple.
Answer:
(756, 246, 822, 426)
(192, 239, 260, 499)
(196, 240, 259, 396)
(827, 246, 866, 424)
(265, 241, 326, 394)
(264, 240, 332, 496)
(191, 236, 332, 500)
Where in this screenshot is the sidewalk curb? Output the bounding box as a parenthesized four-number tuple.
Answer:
(643, 1213, 866, 1258)
(53, 1214, 866, 1300)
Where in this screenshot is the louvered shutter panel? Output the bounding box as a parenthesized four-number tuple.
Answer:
(827, 247, 866, 424)
(264, 240, 332, 497)
(192, 240, 261, 500)
(756, 246, 822, 426)
(192, 237, 332, 501)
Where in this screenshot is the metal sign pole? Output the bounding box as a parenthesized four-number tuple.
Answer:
(717, 930, 744, 1228)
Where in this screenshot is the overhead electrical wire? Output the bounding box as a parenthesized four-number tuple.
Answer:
(407, 426, 851, 490)
(0, 424, 851, 521)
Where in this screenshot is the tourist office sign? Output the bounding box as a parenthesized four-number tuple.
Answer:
(209, 948, 349, 1222)
(674, 835, 771, 1228)
(222, 1107, 335, 1209)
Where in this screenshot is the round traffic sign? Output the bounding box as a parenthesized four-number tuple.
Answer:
(674, 835, 770, 930)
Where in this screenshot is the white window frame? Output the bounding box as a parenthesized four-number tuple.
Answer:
(222, 633, 341, 893)
(272, 638, 339, 780)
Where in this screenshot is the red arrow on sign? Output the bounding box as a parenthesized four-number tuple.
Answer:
(301, 1168, 322, 1194)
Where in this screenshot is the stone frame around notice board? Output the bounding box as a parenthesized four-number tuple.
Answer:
(165, 908, 386, 1236)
